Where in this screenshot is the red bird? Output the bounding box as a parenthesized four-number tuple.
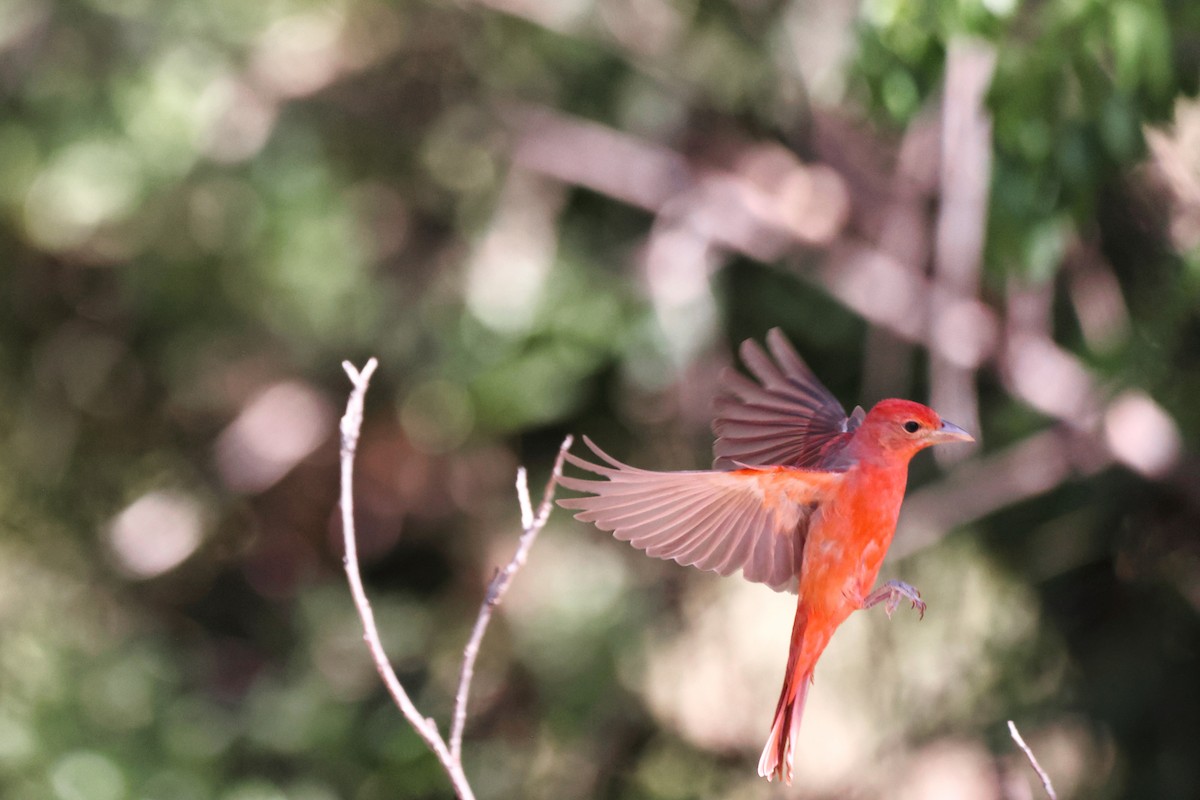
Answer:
(557, 328, 973, 784)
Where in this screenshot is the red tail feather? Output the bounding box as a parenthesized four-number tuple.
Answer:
(757, 665, 811, 783)
(758, 603, 823, 784)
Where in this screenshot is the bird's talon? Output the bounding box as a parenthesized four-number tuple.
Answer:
(863, 579, 926, 620)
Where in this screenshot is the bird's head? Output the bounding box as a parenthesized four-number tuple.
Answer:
(855, 398, 974, 460)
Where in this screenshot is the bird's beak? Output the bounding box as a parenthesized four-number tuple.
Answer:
(931, 419, 974, 444)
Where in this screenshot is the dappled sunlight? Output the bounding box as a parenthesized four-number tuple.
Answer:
(199, 75, 278, 164)
(1, 0, 1198, 795)
(23, 139, 143, 253)
(1145, 96, 1200, 254)
(50, 751, 127, 800)
(930, 296, 996, 370)
(501, 521, 631, 676)
(250, 9, 344, 100)
(214, 380, 336, 494)
(466, 172, 564, 334)
(1064, 249, 1131, 354)
(823, 245, 928, 342)
(885, 539, 1057, 719)
(640, 579, 794, 753)
(1004, 333, 1098, 424)
(596, 0, 685, 58)
(0, 0, 45, 53)
(643, 220, 721, 369)
(117, 45, 234, 178)
(733, 145, 851, 246)
(895, 740, 1001, 800)
(1103, 389, 1182, 478)
(106, 490, 206, 579)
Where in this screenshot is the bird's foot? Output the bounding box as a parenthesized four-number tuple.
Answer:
(863, 579, 925, 620)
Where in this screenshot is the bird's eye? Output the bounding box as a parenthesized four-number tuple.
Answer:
(903, 420, 921, 434)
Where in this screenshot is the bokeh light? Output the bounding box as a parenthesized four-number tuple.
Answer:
(1, 0, 1198, 797)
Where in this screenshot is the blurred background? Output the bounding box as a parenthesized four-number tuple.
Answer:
(2, 0, 1200, 797)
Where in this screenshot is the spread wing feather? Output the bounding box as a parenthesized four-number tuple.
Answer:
(557, 437, 840, 592)
(713, 328, 863, 470)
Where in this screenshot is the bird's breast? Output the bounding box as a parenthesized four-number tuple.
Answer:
(798, 464, 909, 614)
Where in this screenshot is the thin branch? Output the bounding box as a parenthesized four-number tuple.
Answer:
(338, 359, 476, 800)
(1008, 720, 1058, 800)
(340, 360, 572, 799)
(450, 435, 574, 762)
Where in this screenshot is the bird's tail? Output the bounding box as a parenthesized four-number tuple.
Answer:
(758, 603, 822, 785)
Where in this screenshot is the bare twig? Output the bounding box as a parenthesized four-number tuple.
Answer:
(338, 359, 476, 800)
(450, 434, 574, 761)
(339, 360, 572, 799)
(1008, 720, 1058, 800)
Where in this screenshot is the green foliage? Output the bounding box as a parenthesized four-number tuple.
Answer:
(857, 0, 1198, 280)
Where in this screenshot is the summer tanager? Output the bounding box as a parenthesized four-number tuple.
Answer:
(557, 328, 973, 784)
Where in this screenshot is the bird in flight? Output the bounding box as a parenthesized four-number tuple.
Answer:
(557, 328, 973, 784)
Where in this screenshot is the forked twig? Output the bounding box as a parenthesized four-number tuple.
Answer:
(450, 435, 574, 761)
(338, 358, 571, 799)
(1008, 720, 1058, 800)
(338, 359, 475, 800)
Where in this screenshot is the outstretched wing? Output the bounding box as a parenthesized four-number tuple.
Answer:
(557, 437, 841, 592)
(713, 327, 863, 471)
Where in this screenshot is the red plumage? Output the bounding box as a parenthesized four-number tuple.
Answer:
(559, 329, 973, 783)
